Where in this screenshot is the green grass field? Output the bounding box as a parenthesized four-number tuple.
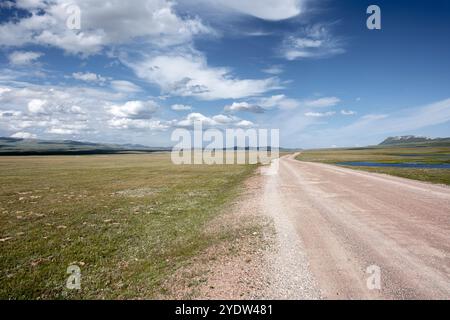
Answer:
(0, 153, 256, 299)
(296, 146, 450, 185)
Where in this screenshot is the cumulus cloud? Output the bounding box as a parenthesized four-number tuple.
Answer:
(0, 81, 243, 139)
(107, 118, 169, 131)
(171, 104, 192, 111)
(0, 80, 259, 140)
(28, 99, 48, 114)
(176, 112, 217, 127)
(224, 102, 265, 113)
(0, 87, 12, 95)
(0, 84, 120, 110)
(0, 0, 211, 56)
(123, 51, 280, 100)
(24, 98, 83, 116)
(72, 72, 107, 83)
(10, 131, 37, 139)
(0, 82, 120, 135)
(8, 51, 43, 65)
(108, 100, 159, 119)
(213, 114, 238, 124)
(281, 24, 345, 60)
(234, 120, 254, 128)
(46, 122, 88, 135)
(175, 112, 254, 128)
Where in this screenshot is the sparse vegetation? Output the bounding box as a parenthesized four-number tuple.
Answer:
(0, 153, 256, 299)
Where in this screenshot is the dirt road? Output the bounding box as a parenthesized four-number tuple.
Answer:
(263, 154, 450, 299)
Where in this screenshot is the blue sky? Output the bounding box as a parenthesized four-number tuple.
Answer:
(0, 0, 449, 148)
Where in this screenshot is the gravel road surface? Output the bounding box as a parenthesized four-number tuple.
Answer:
(262, 154, 450, 299)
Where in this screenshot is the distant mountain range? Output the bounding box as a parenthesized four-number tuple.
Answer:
(3, 135, 448, 156)
(0, 137, 170, 155)
(0, 137, 299, 155)
(379, 136, 450, 146)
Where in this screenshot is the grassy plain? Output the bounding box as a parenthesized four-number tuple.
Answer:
(0, 153, 256, 299)
(296, 146, 450, 185)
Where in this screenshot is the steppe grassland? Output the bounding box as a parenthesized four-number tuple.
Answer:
(0, 152, 258, 299)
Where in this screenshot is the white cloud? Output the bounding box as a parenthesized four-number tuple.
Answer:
(0, 81, 179, 139)
(372, 99, 450, 133)
(46, 128, 75, 135)
(0, 87, 12, 95)
(124, 52, 280, 100)
(28, 99, 48, 114)
(108, 118, 168, 131)
(10, 131, 37, 139)
(192, 0, 303, 21)
(110, 80, 142, 93)
(301, 96, 340, 108)
(171, 104, 192, 111)
(8, 51, 43, 65)
(0, 82, 120, 135)
(257, 94, 300, 110)
(47, 123, 87, 135)
(108, 100, 158, 119)
(212, 114, 235, 124)
(297, 98, 450, 148)
(262, 65, 284, 75)
(224, 102, 265, 113)
(176, 112, 217, 127)
(0, 0, 211, 55)
(341, 110, 356, 115)
(235, 120, 254, 128)
(304, 111, 336, 117)
(72, 72, 106, 83)
(281, 24, 345, 60)
(175, 112, 254, 128)
(223, 95, 302, 114)
(14, 0, 47, 10)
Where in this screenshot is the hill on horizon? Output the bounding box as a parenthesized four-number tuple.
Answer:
(0, 137, 170, 155)
(379, 135, 450, 147)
